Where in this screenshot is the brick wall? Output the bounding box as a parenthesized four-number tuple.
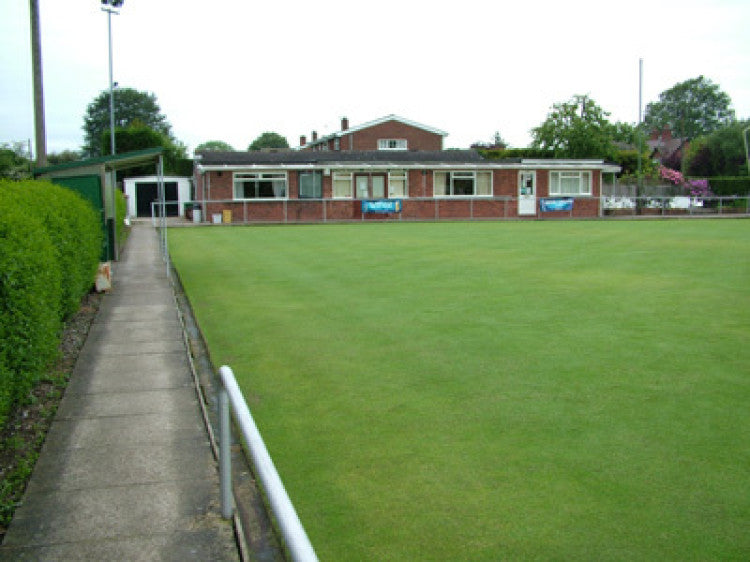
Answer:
(194, 169, 604, 222)
(347, 121, 443, 151)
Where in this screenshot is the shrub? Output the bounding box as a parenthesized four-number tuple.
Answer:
(0, 179, 102, 427)
(0, 180, 101, 318)
(708, 176, 750, 196)
(0, 200, 61, 426)
(115, 187, 128, 249)
(479, 148, 556, 160)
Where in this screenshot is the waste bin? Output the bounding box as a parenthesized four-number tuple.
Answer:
(212, 213, 222, 224)
(222, 209, 232, 224)
(193, 209, 202, 223)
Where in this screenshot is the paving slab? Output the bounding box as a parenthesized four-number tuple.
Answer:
(0, 224, 238, 561)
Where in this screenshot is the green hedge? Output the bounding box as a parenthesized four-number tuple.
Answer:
(0, 179, 102, 428)
(479, 148, 556, 160)
(707, 176, 750, 196)
(115, 188, 128, 250)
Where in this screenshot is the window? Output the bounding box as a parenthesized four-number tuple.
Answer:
(549, 171, 591, 196)
(332, 171, 352, 198)
(433, 171, 492, 196)
(234, 172, 287, 199)
(299, 171, 322, 199)
(388, 171, 408, 197)
(378, 139, 407, 150)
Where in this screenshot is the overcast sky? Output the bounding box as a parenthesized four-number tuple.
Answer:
(2, 0, 749, 156)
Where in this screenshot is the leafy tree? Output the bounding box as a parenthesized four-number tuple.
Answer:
(82, 88, 172, 157)
(47, 150, 82, 165)
(683, 120, 750, 177)
(195, 140, 234, 152)
(612, 149, 656, 179)
(642, 76, 735, 140)
(530, 95, 616, 159)
(0, 143, 31, 179)
(611, 122, 639, 146)
(248, 132, 289, 151)
(101, 121, 189, 176)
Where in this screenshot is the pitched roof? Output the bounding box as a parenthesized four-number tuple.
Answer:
(304, 114, 448, 148)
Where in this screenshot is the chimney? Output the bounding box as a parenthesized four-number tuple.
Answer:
(341, 117, 349, 131)
(312, 130, 318, 142)
(300, 135, 306, 147)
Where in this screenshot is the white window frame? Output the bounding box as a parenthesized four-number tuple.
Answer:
(388, 170, 408, 198)
(233, 171, 288, 200)
(378, 139, 408, 151)
(433, 171, 493, 197)
(332, 171, 353, 199)
(549, 171, 592, 196)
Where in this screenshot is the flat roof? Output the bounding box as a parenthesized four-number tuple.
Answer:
(34, 147, 164, 177)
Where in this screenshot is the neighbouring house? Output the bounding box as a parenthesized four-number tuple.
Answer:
(299, 115, 447, 152)
(123, 175, 192, 218)
(647, 127, 689, 167)
(193, 149, 621, 222)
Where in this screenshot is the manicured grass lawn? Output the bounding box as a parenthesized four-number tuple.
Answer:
(169, 220, 750, 561)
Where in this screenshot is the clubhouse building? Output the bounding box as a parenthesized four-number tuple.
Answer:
(193, 115, 621, 222)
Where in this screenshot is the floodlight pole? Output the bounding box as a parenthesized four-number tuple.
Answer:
(101, 1, 122, 156)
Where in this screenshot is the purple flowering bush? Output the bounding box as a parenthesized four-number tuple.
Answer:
(659, 166, 711, 197)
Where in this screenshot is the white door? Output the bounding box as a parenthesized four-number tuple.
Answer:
(518, 172, 536, 216)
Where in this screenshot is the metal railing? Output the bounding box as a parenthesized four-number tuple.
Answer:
(218, 365, 318, 562)
(187, 196, 749, 223)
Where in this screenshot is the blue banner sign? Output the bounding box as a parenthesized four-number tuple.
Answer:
(362, 199, 403, 213)
(540, 198, 574, 212)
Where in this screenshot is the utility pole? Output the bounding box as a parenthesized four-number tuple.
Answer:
(101, 0, 124, 156)
(29, 0, 47, 167)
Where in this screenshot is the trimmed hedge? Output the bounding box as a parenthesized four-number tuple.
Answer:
(0, 179, 102, 428)
(707, 176, 750, 196)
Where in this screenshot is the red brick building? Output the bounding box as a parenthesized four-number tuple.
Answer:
(193, 149, 620, 222)
(299, 115, 446, 152)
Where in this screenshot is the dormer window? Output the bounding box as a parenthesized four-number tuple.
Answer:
(378, 139, 407, 151)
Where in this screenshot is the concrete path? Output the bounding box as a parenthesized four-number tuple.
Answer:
(0, 224, 239, 561)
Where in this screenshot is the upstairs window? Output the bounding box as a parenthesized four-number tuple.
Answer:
(234, 172, 287, 199)
(378, 139, 407, 151)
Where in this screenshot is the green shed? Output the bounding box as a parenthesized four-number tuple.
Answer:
(34, 148, 165, 261)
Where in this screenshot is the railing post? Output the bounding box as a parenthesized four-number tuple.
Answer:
(219, 385, 233, 519)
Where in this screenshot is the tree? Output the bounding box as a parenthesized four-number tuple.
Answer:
(248, 132, 289, 151)
(530, 95, 616, 159)
(101, 121, 189, 176)
(82, 88, 172, 157)
(195, 140, 234, 152)
(610, 121, 639, 146)
(642, 76, 735, 140)
(471, 131, 507, 150)
(0, 142, 31, 179)
(47, 150, 82, 165)
(683, 120, 750, 177)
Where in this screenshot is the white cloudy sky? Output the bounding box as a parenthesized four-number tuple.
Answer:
(2, 0, 749, 155)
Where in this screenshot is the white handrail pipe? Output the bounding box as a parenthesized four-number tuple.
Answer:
(219, 365, 318, 562)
